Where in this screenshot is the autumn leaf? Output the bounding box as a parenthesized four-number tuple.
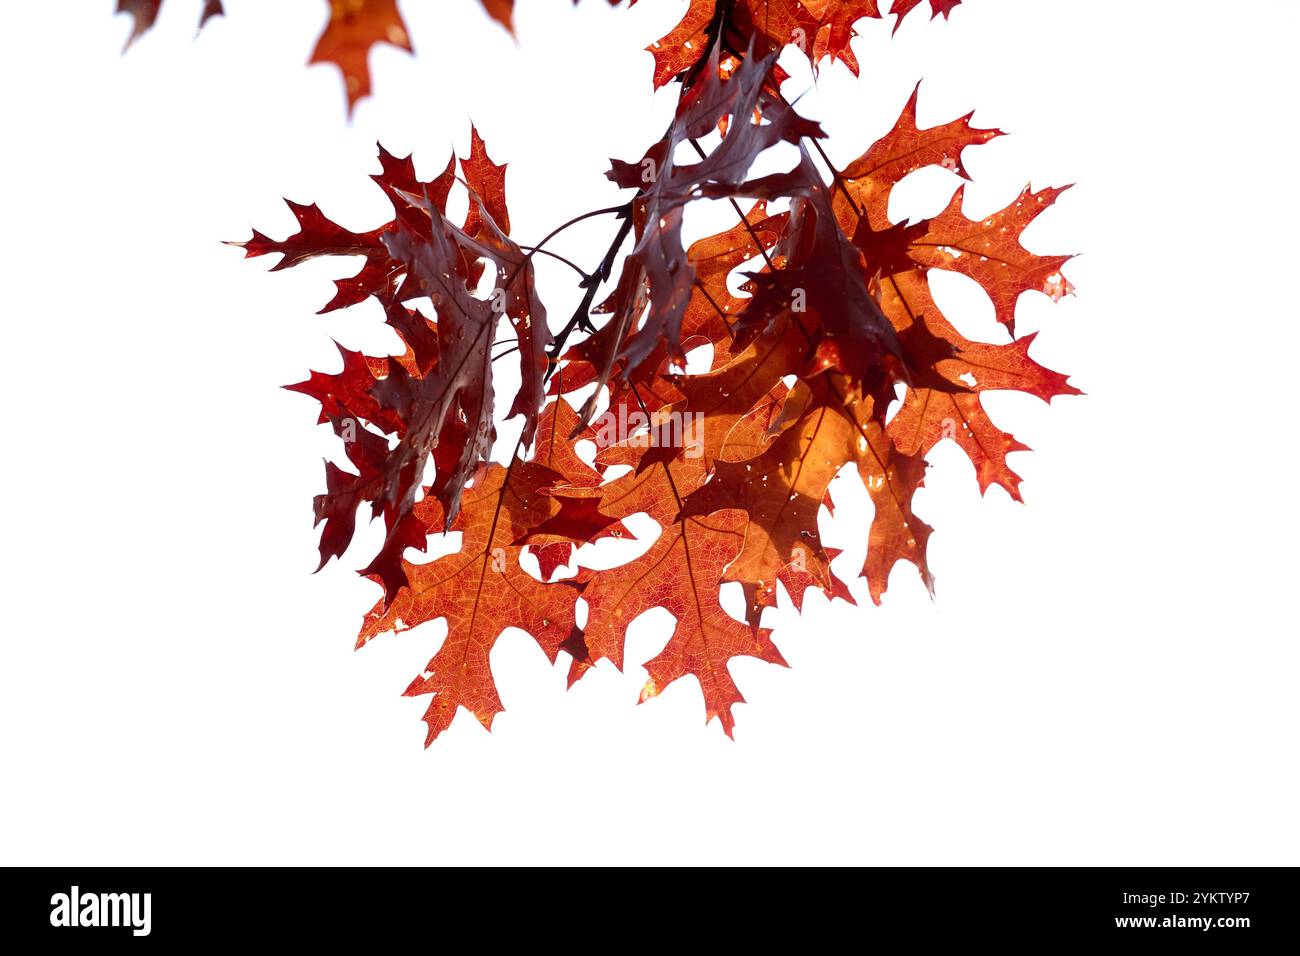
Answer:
(905, 184, 1077, 334)
(358, 460, 588, 745)
(829, 85, 1078, 500)
(837, 82, 1002, 229)
(569, 434, 787, 735)
(586, 507, 786, 737)
(310, 0, 411, 113)
(881, 270, 1080, 500)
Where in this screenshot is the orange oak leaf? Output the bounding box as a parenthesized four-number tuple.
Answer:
(620, 509, 786, 737)
(880, 270, 1080, 499)
(836, 82, 1002, 231)
(358, 461, 587, 745)
(906, 184, 1076, 334)
(573, 447, 786, 736)
(311, 0, 412, 114)
(832, 89, 1074, 335)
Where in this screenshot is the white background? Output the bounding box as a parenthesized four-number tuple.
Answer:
(2, 0, 1297, 865)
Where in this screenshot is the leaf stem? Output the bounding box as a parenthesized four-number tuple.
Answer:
(517, 246, 589, 280)
(544, 210, 634, 378)
(504, 202, 632, 292)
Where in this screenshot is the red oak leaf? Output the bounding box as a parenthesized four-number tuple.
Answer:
(906, 184, 1077, 335)
(572, 447, 786, 736)
(358, 462, 588, 745)
(881, 270, 1080, 499)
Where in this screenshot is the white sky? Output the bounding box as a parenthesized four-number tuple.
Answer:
(2, 0, 1298, 864)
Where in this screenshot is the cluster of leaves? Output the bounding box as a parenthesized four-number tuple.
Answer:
(232, 0, 1077, 744)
